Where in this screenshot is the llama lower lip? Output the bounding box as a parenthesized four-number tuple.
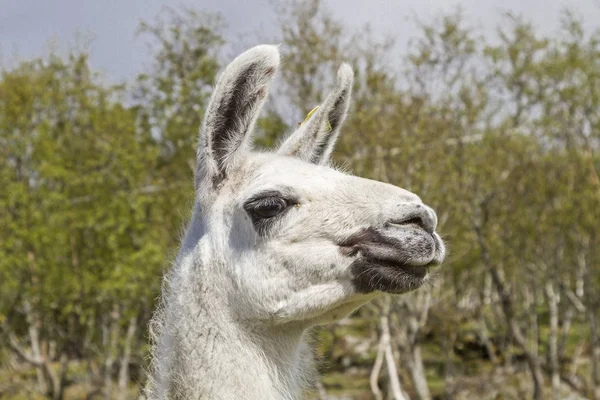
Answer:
(350, 257, 430, 294)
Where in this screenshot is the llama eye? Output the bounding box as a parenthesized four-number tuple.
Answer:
(253, 198, 287, 219)
(243, 191, 297, 233)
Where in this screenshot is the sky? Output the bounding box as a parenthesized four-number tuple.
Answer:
(1, 0, 599, 83)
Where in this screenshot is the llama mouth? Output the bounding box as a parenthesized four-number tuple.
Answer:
(339, 226, 444, 294)
(350, 257, 434, 294)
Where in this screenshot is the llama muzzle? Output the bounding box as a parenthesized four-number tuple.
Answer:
(339, 203, 444, 294)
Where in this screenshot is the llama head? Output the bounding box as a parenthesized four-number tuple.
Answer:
(187, 45, 445, 327)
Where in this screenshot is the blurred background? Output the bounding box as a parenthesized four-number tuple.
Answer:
(1, 0, 599, 399)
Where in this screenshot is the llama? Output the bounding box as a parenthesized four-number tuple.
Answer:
(145, 45, 445, 399)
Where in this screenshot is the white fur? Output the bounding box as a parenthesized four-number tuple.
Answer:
(145, 45, 445, 400)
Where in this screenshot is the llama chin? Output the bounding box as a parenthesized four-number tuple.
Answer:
(145, 44, 445, 400)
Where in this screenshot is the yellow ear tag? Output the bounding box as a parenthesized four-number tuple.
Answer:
(298, 106, 332, 133)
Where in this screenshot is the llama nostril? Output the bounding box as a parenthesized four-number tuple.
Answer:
(388, 206, 436, 234)
(389, 216, 427, 232)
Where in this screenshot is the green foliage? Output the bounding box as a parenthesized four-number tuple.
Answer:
(1, 2, 599, 399)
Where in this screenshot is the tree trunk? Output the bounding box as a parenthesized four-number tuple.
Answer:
(545, 282, 560, 400)
(370, 331, 386, 400)
(117, 315, 138, 400)
(403, 292, 432, 400)
(407, 343, 430, 400)
(442, 331, 457, 399)
(25, 301, 47, 393)
(379, 297, 409, 400)
(590, 308, 600, 400)
(558, 304, 575, 361)
(525, 285, 539, 360)
(477, 312, 498, 364)
(103, 305, 120, 400)
(8, 332, 65, 400)
(9, 299, 67, 400)
(581, 240, 599, 400)
(382, 313, 408, 400)
(475, 224, 545, 400)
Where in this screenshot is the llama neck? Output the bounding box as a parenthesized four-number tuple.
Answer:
(149, 252, 314, 399)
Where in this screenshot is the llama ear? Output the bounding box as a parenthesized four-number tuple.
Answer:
(196, 45, 279, 188)
(278, 63, 353, 165)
